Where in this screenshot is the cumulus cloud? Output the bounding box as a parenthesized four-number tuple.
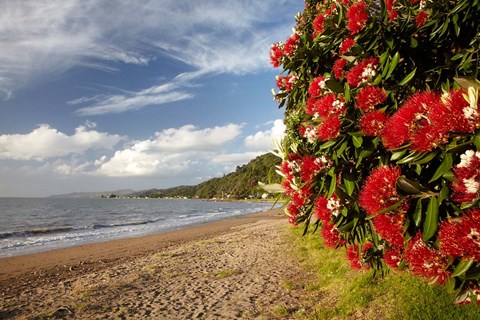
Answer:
(0, 0, 300, 114)
(244, 119, 286, 151)
(0, 123, 123, 160)
(96, 123, 242, 177)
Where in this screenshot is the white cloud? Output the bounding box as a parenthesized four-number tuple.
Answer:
(96, 123, 242, 177)
(0, 123, 123, 160)
(244, 119, 286, 151)
(0, 0, 300, 113)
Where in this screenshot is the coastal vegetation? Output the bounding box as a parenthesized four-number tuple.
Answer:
(271, 0, 480, 303)
(126, 153, 282, 200)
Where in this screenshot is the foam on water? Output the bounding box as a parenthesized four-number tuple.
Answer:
(0, 198, 275, 257)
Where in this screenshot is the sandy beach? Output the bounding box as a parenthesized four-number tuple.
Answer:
(0, 209, 310, 319)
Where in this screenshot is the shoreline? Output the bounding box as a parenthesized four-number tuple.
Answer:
(0, 207, 312, 319)
(0, 208, 283, 287)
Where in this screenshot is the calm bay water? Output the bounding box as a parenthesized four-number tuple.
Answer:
(0, 198, 274, 258)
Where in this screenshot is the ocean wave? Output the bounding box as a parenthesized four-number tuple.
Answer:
(0, 226, 75, 239)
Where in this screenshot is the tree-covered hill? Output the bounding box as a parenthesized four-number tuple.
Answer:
(128, 153, 282, 199)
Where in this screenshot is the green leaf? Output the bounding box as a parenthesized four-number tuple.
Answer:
(385, 52, 400, 79)
(429, 153, 453, 182)
(411, 151, 439, 165)
(343, 175, 356, 196)
(438, 184, 449, 204)
(452, 259, 474, 277)
(319, 139, 337, 150)
(413, 199, 423, 227)
(398, 68, 417, 86)
(391, 149, 407, 161)
(396, 176, 428, 195)
(410, 38, 418, 48)
(475, 134, 480, 150)
(325, 79, 344, 93)
(327, 173, 337, 198)
(352, 135, 363, 148)
(423, 196, 439, 242)
(454, 77, 480, 90)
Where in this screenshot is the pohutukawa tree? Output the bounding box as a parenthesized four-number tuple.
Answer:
(271, 0, 480, 303)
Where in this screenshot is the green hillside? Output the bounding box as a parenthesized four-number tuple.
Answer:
(128, 153, 282, 199)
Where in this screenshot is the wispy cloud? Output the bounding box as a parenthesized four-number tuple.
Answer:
(0, 0, 300, 113)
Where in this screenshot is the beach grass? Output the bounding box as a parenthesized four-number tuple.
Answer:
(289, 226, 480, 320)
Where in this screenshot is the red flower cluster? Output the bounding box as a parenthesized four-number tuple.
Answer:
(339, 38, 355, 55)
(276, 75, 298, 92)
(346, 243, 372, 270)
(314, 194, 341, 223)
(333, 58, 347, 79)
(314, 94, 346, 118)
(308, 76, 328, 98)
(384, 247, 403, 269)
(416, 11, 429, 27)
(346, 1, 368, 35)
(279, 154, 330, 225)
(452, 150, 480, 203)
(346, 57, 379, 87)
(385, 0, 397, 20)
(381, 91, 450, 152)
(443, 89, 479, 133)
(284, 33, 300, 56)
(373, 211, 405, 248)
(359, 110, 388, 136)
(313, 13, 326, 37)
(405, 232, 451, 285)
(355, 86, 387, 111)
(439, 209, 480, 261)
(322, 222, 346, 248)
(359, 165, 403, 215)
(270, 43, 284, 68)
(317, 116, 342, 141)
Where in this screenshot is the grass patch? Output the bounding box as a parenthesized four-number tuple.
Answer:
(289, 226, 480, 320)
(215, 269, 242, 279)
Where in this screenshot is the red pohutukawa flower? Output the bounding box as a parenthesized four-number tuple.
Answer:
(275, 75, 298, 92)
(333, 58, 347, 79)
(270, 43, 284, 68)
(313, 13, 326, 37)
(385, 0, 397, 20)
(314, 94, 346, 118)
(346, 243, 373, 270)
(359, 165, 402, 215)
(443, 89, 479, 133)
(416, 11, 429, 27)
(355, 86, 387, 111)
(384, 247, 403, 269)
(284, 33, 300, 56)
(405, 232, 451, 285)
(359, 110, 388, 136)
(314, 194, 342, 223)
(308, 76, 328, 98)
(346, 1, 368, 35)
(317, 116, 341, 141)
(321, 222, 346, 248)
(452, 150, 480, 203)
(339, 38, 355, 54)
(300, 155, 325, 182)
(381, 91, 450, 152)
(373, 211, 405, 248)
(346, 57, 379, 87)
(438, 209, 480, 261)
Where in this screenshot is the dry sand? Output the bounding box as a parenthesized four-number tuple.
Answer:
(0, 209, 311, 319)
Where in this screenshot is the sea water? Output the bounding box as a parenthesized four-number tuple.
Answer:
(0, 198, 275, 258)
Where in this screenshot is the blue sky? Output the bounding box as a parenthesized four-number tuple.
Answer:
(0, 0, 303, 197)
